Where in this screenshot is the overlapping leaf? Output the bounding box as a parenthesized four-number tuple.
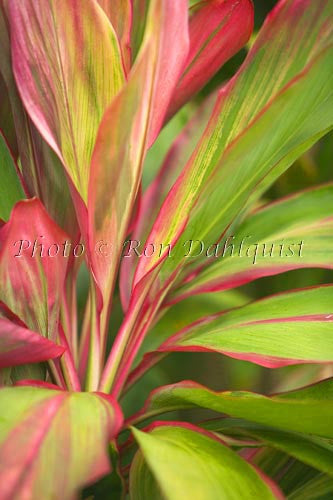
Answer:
(130, 423, 278, 500)
(0, 386, 122, 500)
(97, 0, 132, 73)
(0, 199, 69, 339)
(120, 94, 216, 310)
(166, 0, 254, 119)
(126, 290, 249, 390)
(8, 0, 125, 202)
(203, 419, 333, 477)
(169, 185, 333, 302)
(133, 0, 333, 294)
(147, 286, 333, 367)
(0, 304, 64, 368)
(88, 0, 188, 319)
(131, 377, 333, 439)
(0, 2, 81, 236)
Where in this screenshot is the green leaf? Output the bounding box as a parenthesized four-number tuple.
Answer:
(141, 289, 249, 354)
(0, 132, 24, 221)
(288, 473, 333, 500)
(134, 0, 333, 292)
(132, 377, 333, 439)
(170, 184, 333, 301)
(203, 419, 333, 477)
(156, 286, 333, 368)
(125, 290, 249, 390)
(120, 94, 216, 309)
(130, 424, 277, 500)
(0, 386, 122, 500)
(88, 0, 188, 322)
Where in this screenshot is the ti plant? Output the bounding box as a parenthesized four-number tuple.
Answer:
(0, 0, 333, 498)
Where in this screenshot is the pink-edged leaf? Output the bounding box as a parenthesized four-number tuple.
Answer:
(168, 184, 333, 302)
(133, 0, 333, 290)
(14, 380, 65, 390)
(0, 316, 64, 369)
(0, 300, 64, 369)
(124, 290, 249, 391)
(130, 422, 280, 499)
(144, 1, 189, 147)
(0, 198, 69, 340)
(101, 0, 333, 395)
(8, 0, 125, 202)
(129, 377, 333, 439)
(140, 286, 333, 369)
(97, 0, 132, 73)
(0, 3, 82, 238)
(167, 0, 254, 119)
(0, 386, 123, 500)
(120, 94, 216, 310)
(88, 0, 188, 317)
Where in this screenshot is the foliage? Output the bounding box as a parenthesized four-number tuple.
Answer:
(0, 0, 332, 498)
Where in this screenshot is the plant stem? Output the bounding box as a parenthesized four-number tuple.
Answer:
(58, 326, 81, 391)
(85, 279, 101, 391)
(98, 294, 146, 394)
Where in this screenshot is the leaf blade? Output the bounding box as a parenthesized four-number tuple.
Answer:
(0, 199, 69, 340)
(157, 286, 333, 368)
(167, 0, 254, 118)
(130, 423, 278, 500)
(170, 185, 333, 301)
(0, 132, 24, 221)
(133, 377, 333, 439)
(0, 317, 64, 369)
(0, 386, 122, 500)
(9, 0, 125, 201)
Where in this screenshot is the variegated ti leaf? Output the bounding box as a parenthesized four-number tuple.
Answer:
(126, 289, 249, 390)
(97, 0, 132, 73)
(130, 423, 280, 500)
(0, 2, 79, 237)
(130, 377, 333, 440)
(120, 94, 216, 310)
(144, 286, 333, 368)
(169, 184, 333, 302)
(0, 386, 122, 500)
(0, 199, 69, 340)
(8, 0, 125, 202)
(0, 131, 25, 221)
(166, 0, 254, 119)
(134, 0, 333, 292)
(88, 0, 188, 324)
(0, 303, 64, 368)
(100, 0, 333, 395)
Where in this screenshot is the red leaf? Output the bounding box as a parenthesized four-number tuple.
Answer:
(167, 0, 254, 118)
(0, 198, 69, 340)
(0, 316, 65, 369)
